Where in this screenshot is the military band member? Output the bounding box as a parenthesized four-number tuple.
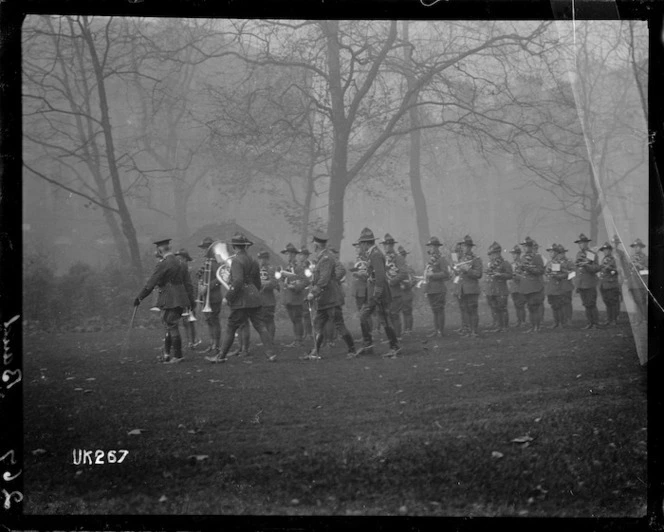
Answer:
(483, 242, 513, 332)
(516, 236, 545, 333)
(556, 245, 575, 326)
(454, 235, 483, 337)
(398, 245, 415, 334)
(206, 233, 276, 363)
(350, 244, 370, 317)
(257, 250, 279, 342)
(134, 238, 191, 363)
(533, 240, 546, 325)
(627, 238, 648, 323)
(508, 245, 526, 327)
(356, 227, 401, 358)
(197, 236, 223, 355)
(451, 242, 470, 334)
(175, 248, 200, 349)
(327, 247, 345, 346)
(423, 236, 450, 338)
(573, 233, 601, 329)
(544, 244, 571, 329)
(280, 243, 307, 347)
(298, 247, 314, 340)
(598, 242, 621, 326)
(304, 233, 357, 360)
(381, 233, 408, 339)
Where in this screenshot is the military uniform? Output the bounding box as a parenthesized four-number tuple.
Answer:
(298, 247, 314, 339)
(543, 244, 571, 328)
(627, 238, 648, 322)
(197, 237, 223, 353)
(356, 228, 400, 357)
(258, 250, 279, 342)
(305, 233, 357, 359)
(206, 234, 276, 363)
(135, 238, 191, 362)
(382, 234, 408, 338)
(280, 243, 309, 346)
(350, 247, 370, 314)
(398, 246, 415, 334)
(453, 235, 483, 337)
(483, 242, 513, 332)
(515, 236, 545, 332)
(573, 233, 601, 329)
(423, 237, 451, 337)
(508, 246, 526, 327)
(451, 242, 469, 333)
(597, 242, 621, 326)
(175, 249, 199, 349)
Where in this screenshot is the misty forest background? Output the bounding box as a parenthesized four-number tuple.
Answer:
(22, 18, 648, 325)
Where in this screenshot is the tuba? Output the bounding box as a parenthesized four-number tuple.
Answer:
(207, 240, 234, 290)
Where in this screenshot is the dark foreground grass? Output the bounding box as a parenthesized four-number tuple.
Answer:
(23, 314, 646, 516)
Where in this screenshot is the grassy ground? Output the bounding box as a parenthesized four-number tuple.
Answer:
(23, 306, 647, 516)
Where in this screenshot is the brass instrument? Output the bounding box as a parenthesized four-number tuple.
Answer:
(181, 308, 197, 322)
(385, 253, 400, 282)
(207, 240, 234, 291)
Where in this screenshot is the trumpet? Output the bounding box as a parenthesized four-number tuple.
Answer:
(275, 267, 297, 280)
(181, 308, 197, 322)
(412, 275, 426, 288)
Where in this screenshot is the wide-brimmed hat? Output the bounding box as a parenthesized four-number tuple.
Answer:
(329, 247, 339, 254)
(458, 235, 475, 247)
(312, 231, 329, 244)
(153, 237, 172, 247)
(281, 242, 299, 254)
(231, 232, 253, 247)
(257, 250, 270, 259)
(510, 245, 522, 254)
(574, 233, 591, 243)
(298, 247, 311, 256)
(397, 245, 409, 255)
(488, 241, 501, 254)
(198, 236, 214, 249)
(381, 233, 397, 245)
(520, 236, 535, 247)
(630, 238, 646, 248)
(175, 248, 193, 261)
(557, 244, 568, 253)
(545, 243, 557, 252)
(426, 236, 442, 247)
(356, 227, 376, 243)
(598, 241, 613, 251)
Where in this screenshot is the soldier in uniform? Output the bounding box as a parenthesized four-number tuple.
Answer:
(280, 243, 308, 347)
(556, 244, 575, 327)
(257, 250, 279, 342)
(598, 242, 621, 326)
(205, 233, 277, 363)
(573, 233, 601, 329)
(627, 238, 648, 323)
(304, 232, 358, 360)
(197, 236, 223, 355)
(175, 248, 199, 349)
(451, 242, 469, 334)
(423, 236, 451, 338)
(533, 240, 546, 325)
(398, 245, 415, 334)
(515, 236, 545, 333)
(327, 247, 346, 346)
(355, 227, 401, 358)
(298, 247, 314, 340)
(508, 245, 526, 327)
(381, 234, 409, 339)
(454, 235, 483, 337)
(543, 244, 571, 329)
(134, 238, 192, 363)
(483, 242, 513, 333)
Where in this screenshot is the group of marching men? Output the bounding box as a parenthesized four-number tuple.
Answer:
(132, 228, 648, 363)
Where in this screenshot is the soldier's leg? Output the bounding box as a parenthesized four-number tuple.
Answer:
(265, 306, 276, 341)
(402, 298, 413, 332)
(303, 303, 313, 338)
(207, 303, 222, 351)
(160, 311, 173, 359)
(248, 308, 276, 360)
(487, 296, 498, 329)
(426, 293, 438, 334)
(359, 301, 376, 349)
(496, 295, 507, 330)
(378, 302, 399, 350)
(332, 306, 356, 355)
(212, 309, 246, 361)
(517, 294, 527, 325)
(164, 308, 183, 360)
(435, 293, 446, 335)
(390, 297, 403, 338)
(311, 307, 329, 355)
(470, 295, 480, 335)
(240, 323, 250, 353)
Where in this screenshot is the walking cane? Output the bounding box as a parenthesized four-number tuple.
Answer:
(120, 305, 138, 357)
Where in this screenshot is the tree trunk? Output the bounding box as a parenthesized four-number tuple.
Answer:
(402, 21, 430, 266)
(327, 170, 347, 250)
(80, 19, 143, 278)
(300, 160, 315, 249)
(173, 177, 190, 244)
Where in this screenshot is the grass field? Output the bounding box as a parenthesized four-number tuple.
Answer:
(23, 307, 647, 516)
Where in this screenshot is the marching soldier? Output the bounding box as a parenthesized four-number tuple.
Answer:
(398, 245, 415, 334)
(423, 236, 450, 338)
(355, 227, 401, 358)
(573, 233, 601, 329)
(175, 248, 200, 349)
(454, 235, 483, 337)
(134, 238, 191, 363)
(543, 244, 571, 329)
(197, 236, 223, 355)
(598, 242, 621, 326)
(508, 245, 526, 327)
(280, 243, 308, 347)
(381, 234, 408, 339)
(627, 238, 648, 323)
(515, 236, 545, 333)
(483, 242, 513, 333)
(257, 250, 279, 341)
(304, 232, 357, 360)
(298, 247, 314, 340)
(206, 233, 276, 363)
(451, 242, 470, 334)
(556, 244, 575, 327)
